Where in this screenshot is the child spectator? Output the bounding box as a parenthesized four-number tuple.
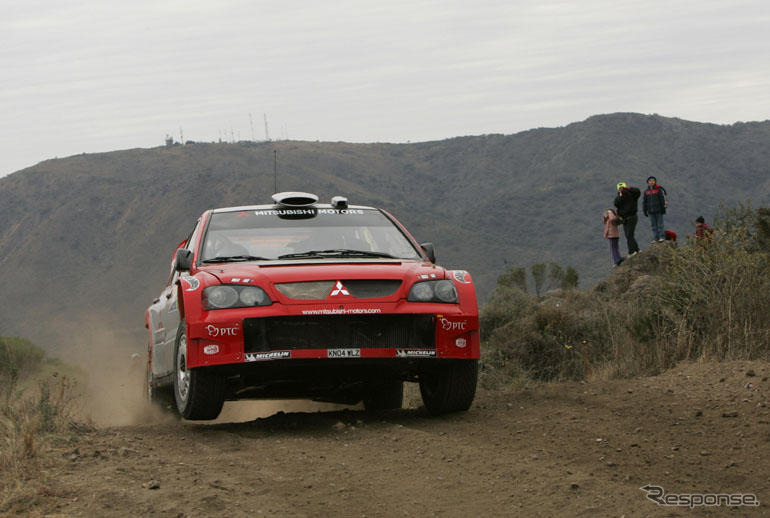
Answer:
(603, 208, 623, 266)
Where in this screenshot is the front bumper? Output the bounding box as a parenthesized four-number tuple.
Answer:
(184, 303, 479, 369)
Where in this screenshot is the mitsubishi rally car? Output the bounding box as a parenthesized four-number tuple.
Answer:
(145, 192, 479, 420)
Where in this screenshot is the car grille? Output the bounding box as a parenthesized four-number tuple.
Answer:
(243, 314, 435, 352)
(275, 280, 402, 300)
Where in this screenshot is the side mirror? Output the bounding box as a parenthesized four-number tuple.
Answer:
(420, 242, 436, 263)
(174, 248, 193, 271)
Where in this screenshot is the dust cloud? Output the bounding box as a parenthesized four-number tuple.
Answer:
(55, 315, 353, 427)
(56, 318, 168, 427)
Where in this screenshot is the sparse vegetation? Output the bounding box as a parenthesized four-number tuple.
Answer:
(481, 205, 770, 388)
(0, 336, 44, 383)
(495, 263, 579, 298)
(1, 336, 84, 511)
(531, 263, 546, 296)
(652, 204, 770, 363)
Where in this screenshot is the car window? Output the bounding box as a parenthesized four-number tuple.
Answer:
(200, 208, 421, 261)
(165, 243, 185, 287)
(186, 218, 202, 256)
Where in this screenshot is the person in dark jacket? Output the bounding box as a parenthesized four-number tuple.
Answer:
(643, 176, 668, 242)
(613, 182, 641, 255)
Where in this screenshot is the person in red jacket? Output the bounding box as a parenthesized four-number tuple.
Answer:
(694, 216, 713, 242)
(603, 208, 623, 266)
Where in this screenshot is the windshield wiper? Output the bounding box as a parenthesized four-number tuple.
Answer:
(278, 249, 398, 260)
(201, 255, 271, 263)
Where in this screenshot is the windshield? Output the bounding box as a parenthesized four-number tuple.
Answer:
(200, 208, 422, 262)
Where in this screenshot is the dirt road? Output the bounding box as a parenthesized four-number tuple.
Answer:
(7, 360, 769, 517)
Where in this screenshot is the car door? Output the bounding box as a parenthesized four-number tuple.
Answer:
(155, 270, 181, 377)
(155, 219, 202, 376)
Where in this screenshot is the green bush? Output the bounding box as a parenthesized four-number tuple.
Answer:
(479, 284, 537, 339)
(482, 289, 623, 384)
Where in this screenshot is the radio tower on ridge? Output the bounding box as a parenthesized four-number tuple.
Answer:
(263, 113, 271, 142)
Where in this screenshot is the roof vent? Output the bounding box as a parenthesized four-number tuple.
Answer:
(272, 192, 319, 207)
(331, 196, 348, 209)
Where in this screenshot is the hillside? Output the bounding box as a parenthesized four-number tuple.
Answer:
(0, 112, 769, 353)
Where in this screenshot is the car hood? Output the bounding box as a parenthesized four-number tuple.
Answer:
(201, 259, 444, 282)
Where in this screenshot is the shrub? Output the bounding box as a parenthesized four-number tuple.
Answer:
(0, 337, 81, 511)
(482, 290, 622, 384)
(653, 227, 770, 360)
(479, 285, 537, 339)
(0, 337, 44, 387)
(495, 266, 527, 292)
(531, 264, 546, 296)
(481, 205, 770, 387)
(563, 266, 579, 289)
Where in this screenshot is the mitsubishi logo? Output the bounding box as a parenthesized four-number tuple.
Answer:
(330, 281, 350, 296)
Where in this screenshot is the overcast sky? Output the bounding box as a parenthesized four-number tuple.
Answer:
(1, 0, 769, 178)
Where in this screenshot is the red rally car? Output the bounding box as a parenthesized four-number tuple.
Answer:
(145, 192, 480, 420)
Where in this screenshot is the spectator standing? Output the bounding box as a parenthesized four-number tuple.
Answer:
(694, 216, 713, 242)
(643, 176, 668, 242)
(613, 182, 641, 255)
(603, 208, 623, 266)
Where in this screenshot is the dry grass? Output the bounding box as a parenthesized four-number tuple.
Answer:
(0, 343, 85, 513)
(480, 209, 770, 388)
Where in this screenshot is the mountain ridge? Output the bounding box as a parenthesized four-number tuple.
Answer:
(1, 112, 769, 352)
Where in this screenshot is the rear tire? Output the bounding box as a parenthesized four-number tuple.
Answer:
(363, 380, 403, 411)
(173, 320, 225, 420)
(419, 360, 478, 415)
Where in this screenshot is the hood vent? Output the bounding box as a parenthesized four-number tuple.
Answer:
(271, 192, 319, 207)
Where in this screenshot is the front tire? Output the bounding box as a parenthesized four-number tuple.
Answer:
(173, 320, 225, 420)
(419, 360, 478, 415)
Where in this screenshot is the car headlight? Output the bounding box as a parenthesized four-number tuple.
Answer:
(203, 285, 272, 309)
(239, 286, 269, 306)
(407, 280, 458, 303)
